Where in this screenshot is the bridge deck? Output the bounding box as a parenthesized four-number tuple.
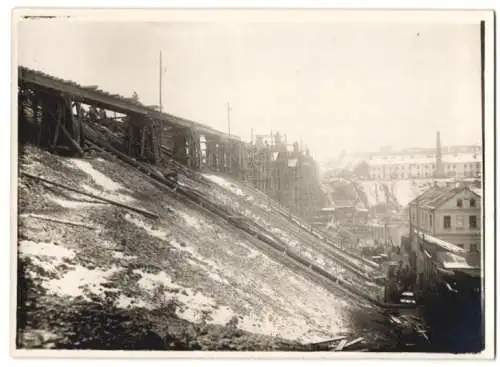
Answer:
(18, 66, 241, 142)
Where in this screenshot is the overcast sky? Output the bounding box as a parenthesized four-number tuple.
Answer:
(17, 19, 482, 162)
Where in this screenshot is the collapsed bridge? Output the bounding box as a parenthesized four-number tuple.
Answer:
(18, 66, 325, 221)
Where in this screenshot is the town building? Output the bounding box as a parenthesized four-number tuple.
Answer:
(408, 183, 481, 255)
(367, 132, 481, 180)
(324, 132, 482, 181)
(367, 153, 481, 180)
(400, 183, 481, 316)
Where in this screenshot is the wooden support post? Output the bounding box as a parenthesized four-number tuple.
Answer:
(33, 95, 43, 146)
(52, 104, 63, 147)
(215, 143, 220, 171)
(150, 123, 161, 164)
(207, 140, 213, 170)
(63, 95, 75, 137)
(192, 134, 198, 169)
(60, 124, 85, 156)
(140, 126, 147, 159)
(186, 134, 192, 168)
(127, 124, 134, 156)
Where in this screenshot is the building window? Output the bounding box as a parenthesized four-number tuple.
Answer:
(470, 198, 476, 207)
(469, 215, 477, 228)
(456, 215, 464, 228)
(444, 216, 451, 229)
(463, 198, 469, 208)
(457, 199, 463, 208)
(429, 214, 433, 227)
(470, 244, 478, 252)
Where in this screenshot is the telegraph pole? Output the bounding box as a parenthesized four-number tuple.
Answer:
(159, 51, 163, 113)
(227, 101, 231, 137)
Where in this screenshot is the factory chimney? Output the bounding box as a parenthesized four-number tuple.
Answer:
(435, 131, 443, 177)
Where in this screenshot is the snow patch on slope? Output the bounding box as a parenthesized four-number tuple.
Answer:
(81, 184, 135, 204)
(46, 265, 120, 299)
(178, 211, 213, 230)
(67, 159, 126, 192)
(19, 240, 76, 260)
(132, 269, 234, 325)
(18, 240, 121, 301)
(204, 174, 246, 197)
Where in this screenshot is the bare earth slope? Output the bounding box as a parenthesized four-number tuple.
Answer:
(18, 145, 395, 350)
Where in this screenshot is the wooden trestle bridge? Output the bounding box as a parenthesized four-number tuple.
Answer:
(17, 65, 325, 219)
(18, 66, 247, 174)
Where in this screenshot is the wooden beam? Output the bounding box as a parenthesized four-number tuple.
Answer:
(21, 213, 98, 230)
(60, 124, 85, 156)
(140, 126, 147, 158)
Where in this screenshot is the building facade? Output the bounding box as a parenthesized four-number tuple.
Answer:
(359, 132, 481, 180)
(408, 184, 481, 254)
(368, 153, 481, 180)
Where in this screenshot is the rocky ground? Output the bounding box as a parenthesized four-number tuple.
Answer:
(17, 144, 396, 351)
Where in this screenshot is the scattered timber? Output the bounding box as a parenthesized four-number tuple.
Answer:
(335, 339, 348, 351)
(343, 337, 365, 349)
(84, 129, 379, 303)
(21, 171, 159, 219)
(81, 123, 419, 312)
(20, 213, 98, 230)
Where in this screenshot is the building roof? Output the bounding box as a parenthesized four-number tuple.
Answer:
(415, 229, 467, 255)
(436, 251, 480, 270)
(470, 187, 482, 197)
(408, 184, 480, 209)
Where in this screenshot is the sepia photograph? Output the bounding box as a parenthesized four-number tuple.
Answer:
(11, 8, 495, 359)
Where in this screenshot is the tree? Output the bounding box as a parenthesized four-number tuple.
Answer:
(353, 161, 370, 178)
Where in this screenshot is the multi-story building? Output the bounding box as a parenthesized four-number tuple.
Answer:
(404, 183, 481, 313)
(328, 132, 482, 180)
(408, 183, 481, 254)
(368, 153, 481, 180)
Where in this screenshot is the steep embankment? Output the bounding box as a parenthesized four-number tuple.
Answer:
(199, 174, 383, 295)
(18, 145, 389, 350)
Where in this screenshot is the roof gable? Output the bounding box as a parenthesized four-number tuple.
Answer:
(437, 187, 481, 210)
(409, 185, 480, 209)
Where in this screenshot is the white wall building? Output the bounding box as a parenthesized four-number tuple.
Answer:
(368, 152, 481, 180)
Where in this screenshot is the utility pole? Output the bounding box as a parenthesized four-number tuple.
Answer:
(159, 51, 163, 113)
(227, 101, 231, 137)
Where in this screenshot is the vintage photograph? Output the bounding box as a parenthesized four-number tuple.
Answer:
(12, 9, 494, 357)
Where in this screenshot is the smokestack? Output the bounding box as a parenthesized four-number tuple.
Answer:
(435, 131, 443, 177)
